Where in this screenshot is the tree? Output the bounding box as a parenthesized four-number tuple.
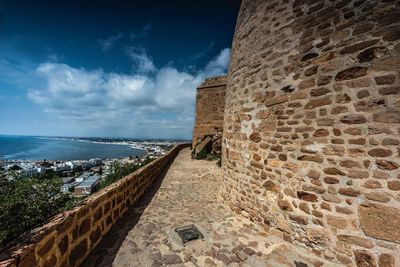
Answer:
(98, 166, 103, 175)
(0, 175, 79, 247)
(75, 165, 83, 172)
(9, 164, 22, 171)
(0, 172, 7, 186)
(40, 161, 52, 168)
(99, 161, 142, 189)
(68, 186, 75, 193)
(141, 156, 154, 166)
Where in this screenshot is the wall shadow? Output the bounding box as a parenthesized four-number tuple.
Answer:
(81, 160, 173, 267)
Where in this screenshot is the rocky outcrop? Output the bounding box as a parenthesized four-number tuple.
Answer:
(193, 132, 223, 159)
(193, 136, 213, 159)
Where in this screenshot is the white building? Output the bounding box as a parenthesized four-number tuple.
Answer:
(66, 161, 77, 170)
(51, 163, 71, 172)
(22, 167, 42, 176)
(76, 172, 91, 183)
(89, 158, 102, 166)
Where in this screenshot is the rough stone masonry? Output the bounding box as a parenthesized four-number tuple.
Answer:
(192, 76, 226, 148)
(220, 0, 400, 266)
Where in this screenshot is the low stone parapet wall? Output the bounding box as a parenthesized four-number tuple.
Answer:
(0, 144, 190, 267)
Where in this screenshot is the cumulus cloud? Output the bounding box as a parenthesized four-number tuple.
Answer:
(98, 33, 123, 51)
(28, 64, 106, 120)
(27, 48, 230, 138)
(154, 67, 202, 110)
(204, 48, 231, 77)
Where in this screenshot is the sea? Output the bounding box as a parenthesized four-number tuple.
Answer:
(0, 135, 145, 161)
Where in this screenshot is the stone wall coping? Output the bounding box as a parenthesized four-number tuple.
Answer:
(197, 75, 227, 89)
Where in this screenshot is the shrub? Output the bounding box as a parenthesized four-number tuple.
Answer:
(0, 158, 155, 248)
(206, 153, 220, 161)
(99, 157, 154, 189)
(195, 148, 208, 160)
(0, 174, 78, 247)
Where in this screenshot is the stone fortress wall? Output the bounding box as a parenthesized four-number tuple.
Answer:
(192, 76, 227, 148)
(221, 0, 400, 266)
(0, 144, 189, 267)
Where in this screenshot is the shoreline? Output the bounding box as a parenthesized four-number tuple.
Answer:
(0, 137, 177, 162)
(37, 136, 146, 150)
(0, 138, 147, 162)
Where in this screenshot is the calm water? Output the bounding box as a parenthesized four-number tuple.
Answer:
(0, 136, 145, 160)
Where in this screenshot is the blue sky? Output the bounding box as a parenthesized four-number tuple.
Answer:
(0, 0, 240, 139)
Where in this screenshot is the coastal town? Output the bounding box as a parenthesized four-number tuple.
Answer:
(0, 140, 179, 197)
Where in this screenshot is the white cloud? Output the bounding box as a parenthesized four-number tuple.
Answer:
(125, 47, 156, 73)
(203, 48, 231, 77)
(98, 33, 123, 51)
(105, 73, 155, 106)
(0, 58, 40, 88)
(153, 67, 201, 110)
(47, 54, 62, 62)
(190, 42, 215, 60)
(36, 63, 104, 95)
(26, 48, 231, 138)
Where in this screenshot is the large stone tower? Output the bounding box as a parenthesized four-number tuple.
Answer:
(221, 0, 400, 265)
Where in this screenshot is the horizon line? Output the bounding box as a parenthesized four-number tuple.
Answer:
(0, 134, 191, 141)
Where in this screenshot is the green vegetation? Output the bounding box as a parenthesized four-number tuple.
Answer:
(0, 174, 80, 247)
(206, 153, 220, 161)
(0, 156, 155, 248)
(195, 149, 221, 167)
(99, 156, 154, 189)
(193, 135, 221, 167)
(206, 153, 222, 167)
(194, 148, 208, 160)
(68, 185, 76, 193)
